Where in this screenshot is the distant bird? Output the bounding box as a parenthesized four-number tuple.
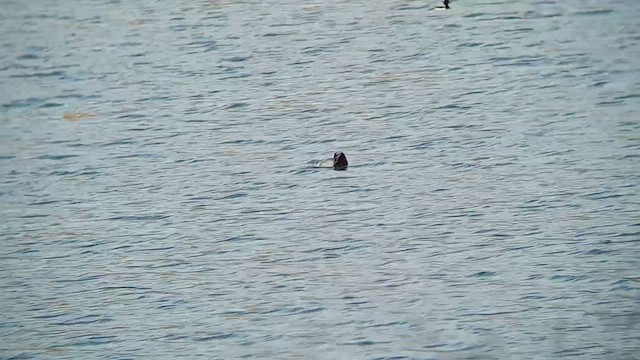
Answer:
(316, 151, 349, 170)
(435, 0, 450, 10)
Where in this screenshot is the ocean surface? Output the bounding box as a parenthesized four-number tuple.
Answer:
(1, 0, 639, 359)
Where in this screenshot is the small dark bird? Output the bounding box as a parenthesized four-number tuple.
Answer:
(435, 0, 450, 9)
(333, 152, 348, 171)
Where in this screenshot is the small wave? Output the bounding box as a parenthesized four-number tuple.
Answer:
(584, 249, 610, 255)
(29, 200, 58, 206)
(340, 339, 391, 346)
(615, 94, 640, 101)
(107, 214, 170, 221)
(573, 9, 613, 16)
(39, 102, 64, 108)
(463, 12, 488, 18)
(36, 154, 79, 160)
(393, 4, 430, 11)
(17, 213, 49, 219)
(222, 55, 251, 62)
(2, 97, 42, 109)
(10, 70, 65, 78)
(16, 53, 39, 60)
(223, 102, 250, 111)
(53, 315, 112, 326)
(471, 271, 497, 278)
(550, 274, 589, 282)
(193, 333, 237, 341)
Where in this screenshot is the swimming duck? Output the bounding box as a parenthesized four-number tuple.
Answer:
(435, 0, 450, 10)
(317, 152, 349, 170)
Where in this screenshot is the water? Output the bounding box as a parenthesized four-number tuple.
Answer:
(1, 0, 639, 358)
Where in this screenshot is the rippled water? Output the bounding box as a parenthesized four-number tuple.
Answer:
(1, 0, 639, 358)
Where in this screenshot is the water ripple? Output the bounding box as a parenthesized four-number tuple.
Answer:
(1, 0, 638, 359)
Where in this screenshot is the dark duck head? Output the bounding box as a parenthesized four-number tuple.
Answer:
(333, 152, 348, 170)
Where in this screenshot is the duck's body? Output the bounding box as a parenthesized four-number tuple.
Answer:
(435, 0, 450, 10)
(317, 152, 348, 170)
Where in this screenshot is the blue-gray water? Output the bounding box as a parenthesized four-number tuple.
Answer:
(1, 0, 639, 359)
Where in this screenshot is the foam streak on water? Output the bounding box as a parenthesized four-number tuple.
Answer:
(1, 0, 639, 359)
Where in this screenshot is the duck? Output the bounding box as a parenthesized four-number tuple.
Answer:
(316, 152, 349, 170)
(435, 0, 450, 10)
